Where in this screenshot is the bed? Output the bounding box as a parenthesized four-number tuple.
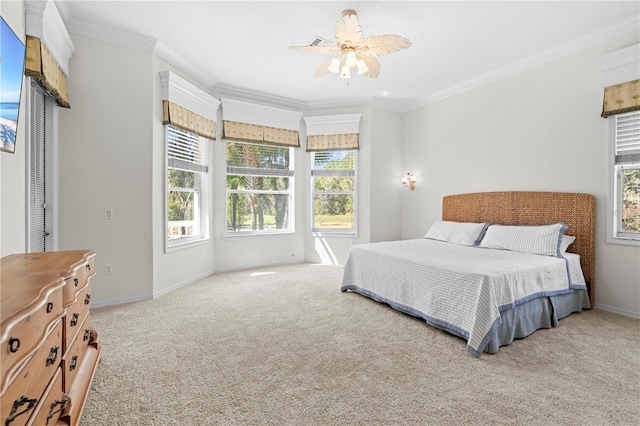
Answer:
(341, 191, 595, 357)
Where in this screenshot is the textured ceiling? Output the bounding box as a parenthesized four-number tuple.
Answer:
(59, 1, 640, 111)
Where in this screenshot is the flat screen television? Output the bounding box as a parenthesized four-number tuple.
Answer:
(0, 16, 26, 154)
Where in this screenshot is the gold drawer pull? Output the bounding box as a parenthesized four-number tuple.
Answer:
(70, 313, 79, 327)
(8, 337, 20, 353)
(6, 396, 38, 425)
(46, 400, 69, 424)
(46, 346, 59, 367)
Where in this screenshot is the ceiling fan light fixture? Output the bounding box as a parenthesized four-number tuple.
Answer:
(339, 65, 351, 79)
(328, 57, 341, 73)
(345, 49, 358, 68)
(356, 59, 369, 75)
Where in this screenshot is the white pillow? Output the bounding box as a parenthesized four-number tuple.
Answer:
(479, 222, 568, 256)
(560, 235, 576, 253)
(424, 221, 489, 246)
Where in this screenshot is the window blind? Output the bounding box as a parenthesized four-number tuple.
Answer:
(615, 110, 640, 165)
(167, 126, 208, 173)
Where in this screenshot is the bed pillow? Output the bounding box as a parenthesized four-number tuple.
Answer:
(560, 235, 576, 253)
(479, 222, 568, 256)
(424, 221, 489, 246)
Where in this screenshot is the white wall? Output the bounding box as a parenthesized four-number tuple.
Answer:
(58, 34, 154, 306)
(0, 1, 27, 257)
(401, 33, 640, 317)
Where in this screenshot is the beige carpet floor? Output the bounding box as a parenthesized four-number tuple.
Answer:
(83, 263, 640, 425)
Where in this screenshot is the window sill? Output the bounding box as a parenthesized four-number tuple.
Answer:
(166, 237, 210, 252)
(606, 235, 640, 247)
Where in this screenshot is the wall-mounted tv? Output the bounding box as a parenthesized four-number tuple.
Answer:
(0, 16, 26, 154)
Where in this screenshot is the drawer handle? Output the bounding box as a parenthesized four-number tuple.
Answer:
(46, 399, 69, 425)
(8, 337, 20, 353)
(46, 302, 53, 313)
(46, 346, 59, 366)
(69, 355, 78, 371)
(6, 396, 38, 425)
(74, 278, 79, 287)
(83, 329, 90, 342)
(86, 263, 91, 271)
(84, 294, 91, 305)
(70, 313, 79, 327)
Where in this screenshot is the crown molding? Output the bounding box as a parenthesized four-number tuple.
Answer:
(404, 15, 640, 112)
(65, 17, 157, 52)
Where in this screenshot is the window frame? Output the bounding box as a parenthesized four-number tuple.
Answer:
(225, 140, 295, 236)
(310, 150, 358, 236)
(165, 125, 211, 250)
(607, 111, 640, 246)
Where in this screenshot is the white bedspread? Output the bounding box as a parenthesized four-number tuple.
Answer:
(340, 239, 587, 357)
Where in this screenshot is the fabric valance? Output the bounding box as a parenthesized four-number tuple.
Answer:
(601, 79, 640, 118)
(25, 36, 70, 108)
(304, 114, 361, 151)
(221, 98, 302, 147)
(163, 101, 217, 140)
(223, 120, 300, 147)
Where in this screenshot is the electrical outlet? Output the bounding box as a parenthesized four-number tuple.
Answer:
(105, 208, 113, 219)
(105, 264, 113, 275)
(226, 244, 231, 252)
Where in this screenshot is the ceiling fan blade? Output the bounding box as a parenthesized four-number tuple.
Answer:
(361, 57, 381, 79)
(335, 10, 363, 46)
(315, 58, 335, 77)
(361, 34, 413, 57)
(289, 45, 340, 54)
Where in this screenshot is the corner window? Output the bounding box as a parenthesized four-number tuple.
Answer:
(166, 125, 210, 248)
(608, 110, 640, 245)
(226, 140, 294, 234)
(311, 150, 357, 234)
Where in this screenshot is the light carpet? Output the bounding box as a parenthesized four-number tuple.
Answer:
(83, 263, 640, 425)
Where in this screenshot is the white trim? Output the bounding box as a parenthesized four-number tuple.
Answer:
(152, 270, 213, 300)
(597, 43, 640, 88)
(25, 0, 75, 76)
(405, 16, 640, 112)
(593, 304, 640, 320)
(221, 97, 302, 130)
(304, 114, 362, 136)
(160, 71, 220, 122)
(91, 294, 152, 309)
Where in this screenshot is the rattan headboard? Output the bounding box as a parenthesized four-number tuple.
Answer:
(442, 191, 595, 305)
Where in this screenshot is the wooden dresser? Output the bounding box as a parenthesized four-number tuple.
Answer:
(1, 250, 101, 426)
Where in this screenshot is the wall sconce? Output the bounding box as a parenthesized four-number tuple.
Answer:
(402, 173, 417, 190)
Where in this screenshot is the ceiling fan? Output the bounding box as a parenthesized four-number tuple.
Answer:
(289, 10, 412, 79)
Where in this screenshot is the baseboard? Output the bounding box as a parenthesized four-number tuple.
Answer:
(92, 294, 152, 309)
(213, 259, 308, 274)
(593, 303, 640, 319)
(152, 270, 213, 299)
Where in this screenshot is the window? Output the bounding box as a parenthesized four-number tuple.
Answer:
(609, 110, 640, 245)
(226, 140, 294, 234)
(311, 150, 357, 234)
(166, 125, 210, 248)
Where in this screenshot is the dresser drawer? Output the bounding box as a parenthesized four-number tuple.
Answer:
(26, 367, 65, 426)
(1, 319, 63, 426)
(62, 260, 94, 310)
(63, 283, 92, 353)
(63, 313, 94, 393)
(1, 280, 64, 395)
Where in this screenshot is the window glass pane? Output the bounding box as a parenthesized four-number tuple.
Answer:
(168, 169, 195, 190)
(621, 167, 640, 233)
(226, 193, 289, 232)
(227, 175, 289, 191)
(314, 176, 354, 193)
(314, 194, 354, 229)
